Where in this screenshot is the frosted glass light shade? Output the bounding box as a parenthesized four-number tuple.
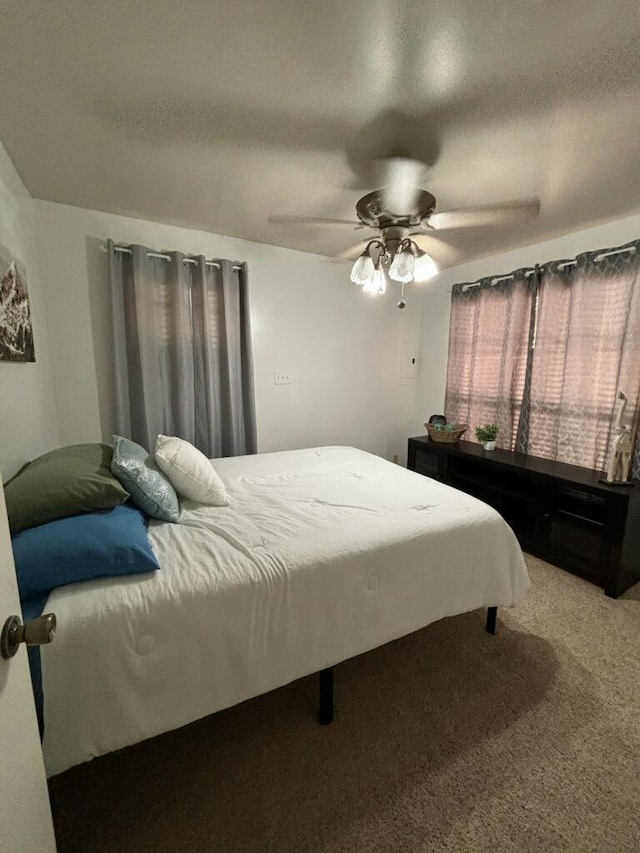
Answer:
(350, 249, 375, 285)
(413, 251, 438, 282)
(389, 246, 415, 282)
(363, 267, 386, 295)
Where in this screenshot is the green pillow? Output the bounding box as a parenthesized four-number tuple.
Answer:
(4, 443, 129, 534)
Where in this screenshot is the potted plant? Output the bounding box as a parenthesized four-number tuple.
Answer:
(475, 423, 499, 451)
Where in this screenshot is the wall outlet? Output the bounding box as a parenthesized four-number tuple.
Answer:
(273, 372, 291, 385)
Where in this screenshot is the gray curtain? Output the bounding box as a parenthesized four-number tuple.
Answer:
(109, 241, 257, 458)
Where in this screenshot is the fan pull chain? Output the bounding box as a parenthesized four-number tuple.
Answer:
(398, 281, 407, 310)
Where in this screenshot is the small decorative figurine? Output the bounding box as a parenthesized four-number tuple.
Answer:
(604, 391, 634, 485)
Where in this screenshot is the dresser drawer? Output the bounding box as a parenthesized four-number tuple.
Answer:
(412, 449, 441, 479)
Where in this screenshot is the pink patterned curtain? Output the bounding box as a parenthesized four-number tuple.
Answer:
(444, 240, 640, 475)
(444, 270, 535, 450)
(526, 242, 640, 474)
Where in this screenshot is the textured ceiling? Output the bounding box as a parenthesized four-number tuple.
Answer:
(1, 0, 640, 266)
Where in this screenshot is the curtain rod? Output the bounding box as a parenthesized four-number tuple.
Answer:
(459, 244, 636, 291)
(112, 244, 243, 271)
(557, 245, 636, 270)
(461, 268, 537, 292)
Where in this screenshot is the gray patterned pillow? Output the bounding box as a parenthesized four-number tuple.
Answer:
(111, 435, 180, 523)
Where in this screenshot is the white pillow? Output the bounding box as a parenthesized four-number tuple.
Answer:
(155, 435, 229, 506)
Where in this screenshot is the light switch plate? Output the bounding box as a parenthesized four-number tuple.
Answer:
(274, 372, 291, 385)
(397, 343, 418, 384)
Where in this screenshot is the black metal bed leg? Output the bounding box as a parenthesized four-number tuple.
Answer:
(486, 606, 497, 635)
(318, 667, 334, 724)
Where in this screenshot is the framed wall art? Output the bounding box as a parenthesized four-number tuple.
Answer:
(0, 249, 35, 362)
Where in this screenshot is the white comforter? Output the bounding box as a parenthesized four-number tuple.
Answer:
(41, 447, 529, 776)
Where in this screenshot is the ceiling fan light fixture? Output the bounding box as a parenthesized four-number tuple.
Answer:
(388, 242, 416, 283)
(350, 245, 375, 286)
(413, 249, 438, 282)
(362, 262, 386, 295)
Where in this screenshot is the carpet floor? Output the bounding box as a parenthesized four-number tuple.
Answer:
(49, 555, 640, 853)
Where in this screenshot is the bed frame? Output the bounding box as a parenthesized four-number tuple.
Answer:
(317, 606, 498, 724)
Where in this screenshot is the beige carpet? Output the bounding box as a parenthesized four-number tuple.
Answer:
(49, 556, 640, 853)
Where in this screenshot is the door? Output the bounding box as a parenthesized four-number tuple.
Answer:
(0, 479, 56, 852)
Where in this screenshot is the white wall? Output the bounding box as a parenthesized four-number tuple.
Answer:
(35, 201, 421, 462)
(0, 145, 58, 479)
(414, 214, 640, 436)
(21, 191, 640, 470)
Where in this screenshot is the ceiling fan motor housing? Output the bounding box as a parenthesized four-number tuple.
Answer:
(355, 189, 437, 231)
(380, 226, 410, 256)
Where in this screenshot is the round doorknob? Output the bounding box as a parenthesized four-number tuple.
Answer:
(1, 613, 57, 660)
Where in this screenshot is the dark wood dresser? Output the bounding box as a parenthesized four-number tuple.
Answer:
(407, 435, 640, 598)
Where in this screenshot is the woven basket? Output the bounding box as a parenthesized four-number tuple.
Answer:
(424, 422, 468, 444)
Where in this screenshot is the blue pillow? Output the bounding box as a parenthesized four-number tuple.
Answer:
(12, 504, 161, 600)
(111, 435, 180, 523)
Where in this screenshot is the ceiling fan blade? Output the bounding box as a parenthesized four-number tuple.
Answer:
(411, 233, 462, 268)
(269, 215, 364, 228)
(429, 199, 540, 231)
(378, 156, 425, 216)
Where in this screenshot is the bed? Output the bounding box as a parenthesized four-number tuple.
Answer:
(39, 446, 529, 777)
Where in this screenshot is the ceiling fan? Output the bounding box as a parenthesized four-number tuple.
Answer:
(269, 157, 539, 307)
